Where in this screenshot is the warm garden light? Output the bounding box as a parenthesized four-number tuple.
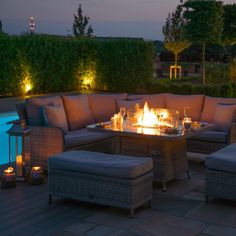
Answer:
(25, 83, 32, 93)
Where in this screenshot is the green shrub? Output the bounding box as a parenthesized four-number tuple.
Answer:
(205, 62, 230, 84)
(0, 34, 154, 96)
(219, 83, 233, 97)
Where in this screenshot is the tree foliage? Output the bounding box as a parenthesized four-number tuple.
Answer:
(222, 4, 236, 45)
(73, 4, 94, 37)
(183, 0, 224, 85)
(163, 2, 191, 76)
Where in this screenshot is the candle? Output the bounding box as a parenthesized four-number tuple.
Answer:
(16, 155, 23, 177)
(1, 167, 16, 188)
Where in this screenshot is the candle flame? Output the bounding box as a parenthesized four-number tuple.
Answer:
(4, 167, 14, 174)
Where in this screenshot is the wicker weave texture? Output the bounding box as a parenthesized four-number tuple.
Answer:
(48, 169, 153, 211)
(206, 169, 236, 201)
(120, 136, 188, 183)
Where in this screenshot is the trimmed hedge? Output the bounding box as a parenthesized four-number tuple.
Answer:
(145, 80, 236, 97)
(0, 34, 154, 97)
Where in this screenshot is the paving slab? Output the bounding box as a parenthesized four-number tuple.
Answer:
(187, 201, 236, 227)
(135, 212, 207, 236)
(203, 225, 236, 236)
(151, 196, 202, 216)
(64, 222, 96, 235)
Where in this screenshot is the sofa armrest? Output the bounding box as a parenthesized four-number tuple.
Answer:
(228, 122, 236, 144)
(29, 126, 65, 169)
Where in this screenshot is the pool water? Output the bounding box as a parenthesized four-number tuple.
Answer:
(0, 112, 19, 165)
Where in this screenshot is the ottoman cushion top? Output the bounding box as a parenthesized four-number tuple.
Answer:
(48, 150, 153, 179)
(205, 143, 236, 173)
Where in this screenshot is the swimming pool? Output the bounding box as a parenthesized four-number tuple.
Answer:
(0, 112, 19, 165)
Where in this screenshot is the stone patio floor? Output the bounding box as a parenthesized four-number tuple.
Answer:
(1, 159, 236, 236)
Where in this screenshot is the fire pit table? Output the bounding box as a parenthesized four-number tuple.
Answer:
(87, 120, 213, 191)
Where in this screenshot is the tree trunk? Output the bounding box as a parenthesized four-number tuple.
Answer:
(202, 42, 206, 86)
(174, 53, 178, 79)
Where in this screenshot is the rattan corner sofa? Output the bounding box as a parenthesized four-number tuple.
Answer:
(15, 92, 236, 168)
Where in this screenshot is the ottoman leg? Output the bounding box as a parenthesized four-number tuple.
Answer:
(187, 169, 191, 179)
(130, 209, 134, 218)
(48, 194, 52, 204)
(162, 180, 167, 192)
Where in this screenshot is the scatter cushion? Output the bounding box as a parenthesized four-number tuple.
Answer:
(49, 150, 153, 179)
(43, 104, 68, 133)
(62, 95, 94, 131)
(200, 96, 236, 123)
(166, 94, 205, 121)
(213, 104, 236, 131)
(26, 96, 63, 125)
(88, 93, 127, 122)
(116, 99, 143, 112)
(205, 143, 236, 173)
(127, 93, 167, 109)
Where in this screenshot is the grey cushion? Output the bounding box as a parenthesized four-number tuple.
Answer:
(48, 150, 153, 179)
(205, 143, 236, 173)
(64, 128, 114, 149)
(189, 131, 228, 143)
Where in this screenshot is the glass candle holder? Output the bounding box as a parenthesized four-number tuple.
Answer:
(182, 117, 192, 130)
(1, 167, 16, 188)
(28, 166, 44, 185)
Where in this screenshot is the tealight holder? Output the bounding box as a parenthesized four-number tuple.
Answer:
(28, 166, 44, 185)
(182, 117, 192, 130)
(1, 166, 16, 188)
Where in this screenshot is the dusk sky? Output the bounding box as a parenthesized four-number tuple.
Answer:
(1, 0, 236, 40)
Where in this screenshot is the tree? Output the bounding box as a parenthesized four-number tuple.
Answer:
(222, 4, 236, 45)
(182, 0, 224, 85)
(163, 2, 191, 79)
(0, 20, 2, 33)
(73, 4, 94, 37)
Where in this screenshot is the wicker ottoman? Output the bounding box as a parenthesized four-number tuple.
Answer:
(205, 143, 236, 202)
(48, 150, 153, 217)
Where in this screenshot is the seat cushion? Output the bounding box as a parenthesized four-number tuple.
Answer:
(26, 96, 63, 125)
(201, 96, 236, 123)
(128, 93, 167, 108)
(189, 131, 228, 143)
(48, 150, 153, 179)
(205, 143, 236, 173)
(62, 95, 94, 131)
(213, 104, 236, 132)
(88, 93, 127, 122)
(166, 94, 205, 121)
(64, 128, 114, 149)
(43, 104, 69, 133)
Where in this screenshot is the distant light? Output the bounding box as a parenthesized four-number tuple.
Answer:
(25, 83, 32, 93)
(29, 16, 35, 34)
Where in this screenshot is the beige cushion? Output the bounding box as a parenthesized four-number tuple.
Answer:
(88, 93, 127, 122)
(44, 104, 68, 133)
(116, 99, 143, 112)
(128, 93, 167, 108)
(26, 96, 63, 125)
(201, 96, 236, 123)
(62, 95, 94, 131)
(166, 94, 205, 121)
(213, 104, 236, 131)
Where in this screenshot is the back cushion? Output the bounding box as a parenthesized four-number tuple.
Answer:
(43, 104, 69, 133)
(201, 96, 236, 123)
(127, 93, 167, 108)
(213, 104, 236, 131)
(166, 94, 205, 121)
(116, 99, 143, 112)
(26, 96, 63, 125)
(62, 95, 94, 130)
(88, 93, 127, 122)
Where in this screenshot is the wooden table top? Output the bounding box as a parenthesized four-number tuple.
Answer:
(87, 120, 214, 141)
